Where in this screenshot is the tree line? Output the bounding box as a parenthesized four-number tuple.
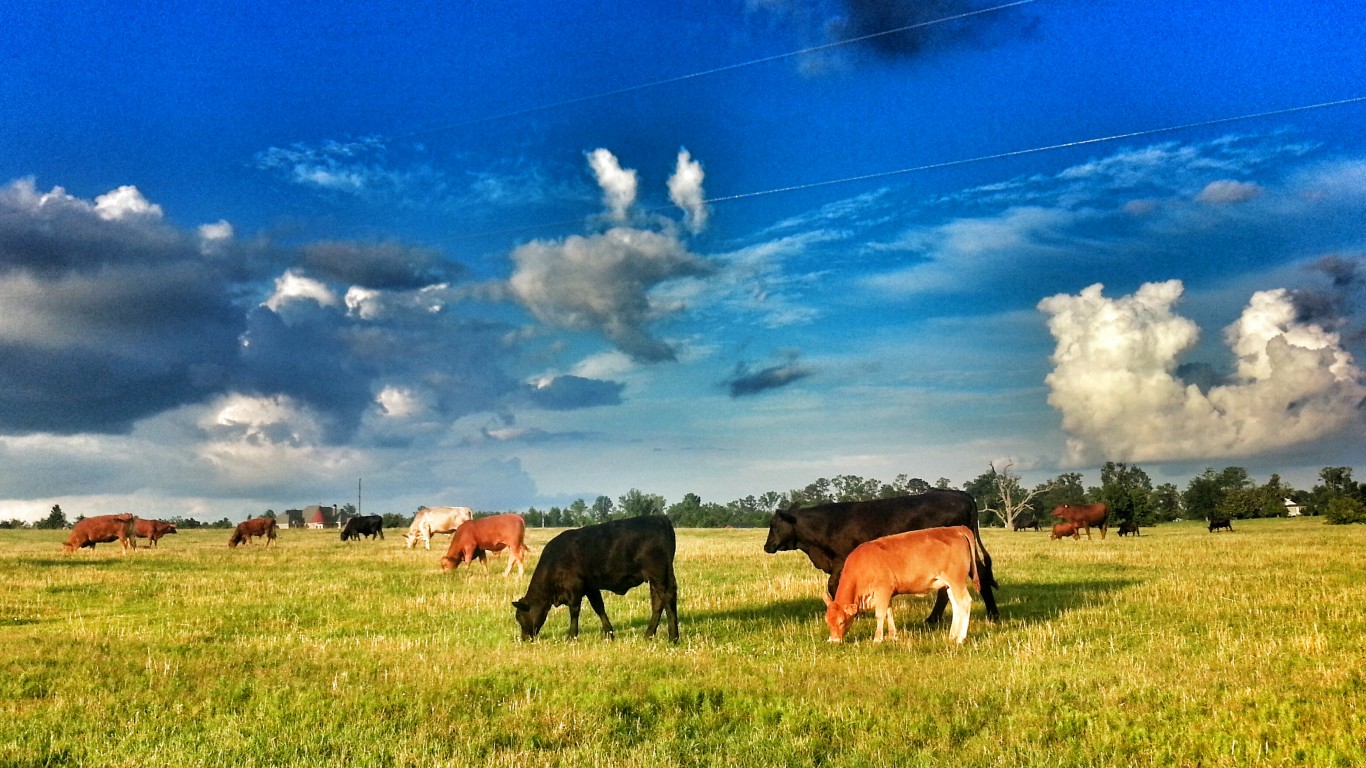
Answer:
(5, 464, 1361, 531)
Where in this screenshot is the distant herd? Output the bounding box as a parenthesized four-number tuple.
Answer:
(55, 491, 1221, 646)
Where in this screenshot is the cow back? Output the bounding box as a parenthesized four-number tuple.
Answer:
(532, 516, 676, 600)
(793, 490, 980, 565)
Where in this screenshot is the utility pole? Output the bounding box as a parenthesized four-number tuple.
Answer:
(357, 477, 362, 517)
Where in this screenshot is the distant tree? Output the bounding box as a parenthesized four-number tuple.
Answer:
(1308, 466, 1366, 517)
(881, 475, 933, 498)
(36, 504, 68, 530)
(1029, 472, 1087, 520)
(545, 506, 564, 527)
(0, 518, 28, 529)
(935, 478, 954, 489)
(211, 517, 234, 529)
(591, 495, 615, 523)
(832, 474, 880, 502)
(619, 488, 665, 517)
(381, 512, 410, 529)
(1324, 496, 1366, 525)
(566, 499, 589, 527)
(666, 493, 703, 526)
(1150, 483, 1183, 522)
(262, 509, 277, 519)
(967, 462, 1050, 529)
(1184, 467, 1251, 521)
(1098, 461, 1154, 526)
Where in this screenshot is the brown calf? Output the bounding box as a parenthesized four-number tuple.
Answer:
(134, 518, 178, 548)
(229, 517, 278, 548)
(63, 514, 138, 554)
(824, 525, 980, 645)
(1050, 521, 1081, 540)
(441, 514, 529, 576)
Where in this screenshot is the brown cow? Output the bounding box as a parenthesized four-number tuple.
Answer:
(229, 517, 278, 548)
(1050, 521, 1081, 540)
(823, 526, 981, 645)
(134, 518, 178, 548)
(63, 514, 138, 554)
(440, 514, 530, 576)
(1051, 503, 1110, 539)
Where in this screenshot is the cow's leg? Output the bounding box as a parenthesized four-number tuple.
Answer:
(883, 600, 898, 641)
(501, 549, 514, 577)
(647, 569, 679, 642)
(585, 589, 614, 640)
(925, 588, 950, 624)
(567, 596, 583, 639)
(1082, 522, 1092, 540)
(947, 585, 972, 645)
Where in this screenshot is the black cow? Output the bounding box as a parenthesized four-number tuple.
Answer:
(340, 514, 385, 541)
(512, 516, 679, 643)
(1209, 518, 1233, 533)
(1117, 519, 1140, 537)
(763, 490, 999, 622)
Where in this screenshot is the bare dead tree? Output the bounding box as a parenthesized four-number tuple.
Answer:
(981, 461, 1056, 530)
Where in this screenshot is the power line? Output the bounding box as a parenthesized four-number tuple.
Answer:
(396, 0, 1037, 140)
(449, 95, 1366, 242)
(706, 96, 1366, 204)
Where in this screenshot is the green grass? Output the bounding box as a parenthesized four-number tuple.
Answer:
(2, 519, 1363, 767)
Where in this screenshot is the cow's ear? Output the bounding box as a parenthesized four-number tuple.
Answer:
(777, 511, 797, 524)
(512, 600, 529, 612)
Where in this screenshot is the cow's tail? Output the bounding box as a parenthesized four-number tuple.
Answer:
(963, 529, 982, 595)
(965, 498, 1000, 590)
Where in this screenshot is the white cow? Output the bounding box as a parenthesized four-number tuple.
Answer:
(404, 506, 473, 550)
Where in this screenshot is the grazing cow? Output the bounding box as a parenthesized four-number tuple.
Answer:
(1051, 503, 1110, 540)
(1012, 512, 1041, 532)
(133, 518, 178, 548)
(404, 506, 473, 550)
(1117, 520, 1140, 537)
(229, 517, 278, 548)
(63, 514, 137, 554)
(513, 516, 678, 643)
(824, 526, 981, 645)
(340, 514, 385, 542)
(1050, 521, 1081, 540)
(762, 490, 999, 622)
(441, 514, 530, 576)
(1209, 518, 1234, 533)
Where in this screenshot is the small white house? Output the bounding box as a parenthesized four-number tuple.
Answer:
(1284, 498, 1302, 517)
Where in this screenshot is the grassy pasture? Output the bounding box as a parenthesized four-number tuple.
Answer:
(2, 519, 1363, 767)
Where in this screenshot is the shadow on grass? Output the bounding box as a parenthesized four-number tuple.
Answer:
(681, 573, 1145, 630)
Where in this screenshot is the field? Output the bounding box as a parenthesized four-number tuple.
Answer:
(3, 518, 1363, 767)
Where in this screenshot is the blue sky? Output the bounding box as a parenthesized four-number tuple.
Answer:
(2, 0, 1363, 521)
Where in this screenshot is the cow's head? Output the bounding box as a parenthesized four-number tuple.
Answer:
(822, 593, 859, 642)
(166, 525, 178, 535)
(763, 509, 800, 554)
(512, 599, 547, 641)
(440, 555, 460, 573)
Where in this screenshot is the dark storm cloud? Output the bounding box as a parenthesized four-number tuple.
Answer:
(0, 182, 244, 434)
(0, 178, 524, 441)
(525, 375, 625, 410)
(302, 241, 462, 290)
(1293, 254, 1366, 344)
(726, 360, 815, 398)
(830, 0, 1032, 59)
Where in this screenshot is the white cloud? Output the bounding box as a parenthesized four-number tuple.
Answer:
(1196, 179, 1262, 205)
(264, 269, 341, 311)
(508, 227, 711, 362)
(667, 148, 708, 232)
(587, 148, 637, 221)
(93, 185, 164, 221)
(1039, 280, 1365, 465)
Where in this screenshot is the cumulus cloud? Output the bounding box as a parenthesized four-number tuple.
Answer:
(509, 227, 712, 362)
(1197, 179, 1262, 205)
(263, 269, 342, 312)
(1039, 280, 1366, 465)
(587, 148, 638, 222)
(94, 185, 164, 220)
(667, 148, 708, 233)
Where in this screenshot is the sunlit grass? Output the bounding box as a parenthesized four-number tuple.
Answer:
(2, 519, 1362, 766)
